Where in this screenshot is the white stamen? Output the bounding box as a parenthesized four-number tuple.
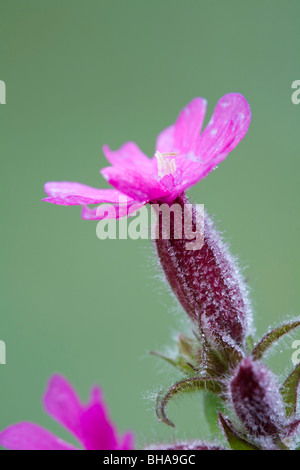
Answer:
(155, 151, 177, 178)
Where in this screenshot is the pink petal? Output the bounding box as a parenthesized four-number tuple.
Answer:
(43, 374, 85, 442)
(0, 422, 78, 450)
(155, 125, 175, 153)
(120, 432, 135, 450)
(81, 200, 147, 220)
(80, 387, 133, 450)
(43, 182, 132, 206)
(103, 142, 152, 171)
(101, 166, 168, 202)
(43, 376, 134, 451)
(80, 405, 117, 450)
(174, 97, 207, 153)
(196, 92, 251, 162)
(179, 93, 251, 190)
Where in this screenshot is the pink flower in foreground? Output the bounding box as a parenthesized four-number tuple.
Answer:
(0, 375, 134, 450)
(43, 93, 251, 219)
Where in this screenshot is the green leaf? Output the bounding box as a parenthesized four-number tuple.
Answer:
(150, 351, 178, 367)
(252, 320, 300, 360)
(204, 392, 226, 436)
(197, 337, 228, 377)
(204, 329, 244, 370)
(218, 414, 260, 450)
(177, 333, 195, 358)
(246, 335, 254, 353)
(156, 376, 223, 428)
(280, 362, 300, 417)
(150, 351, 195, 374)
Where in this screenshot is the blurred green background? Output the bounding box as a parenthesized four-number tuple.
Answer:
(1, 0, 300, 448)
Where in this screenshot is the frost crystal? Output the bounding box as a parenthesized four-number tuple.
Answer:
(155, 194, 252, 346)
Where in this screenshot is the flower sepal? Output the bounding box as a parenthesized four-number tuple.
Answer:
(251, 320, 300, 360)
(156, 376, 224, 428)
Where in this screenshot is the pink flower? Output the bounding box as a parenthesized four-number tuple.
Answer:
(0, 375, 134, 450)
(43, 94, 251, 220)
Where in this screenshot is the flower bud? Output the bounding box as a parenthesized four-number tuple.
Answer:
(154, 193, 252, 345)
(230, 357, 286, 438)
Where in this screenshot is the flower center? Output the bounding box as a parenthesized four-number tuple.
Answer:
(155, 151, 177, 179)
